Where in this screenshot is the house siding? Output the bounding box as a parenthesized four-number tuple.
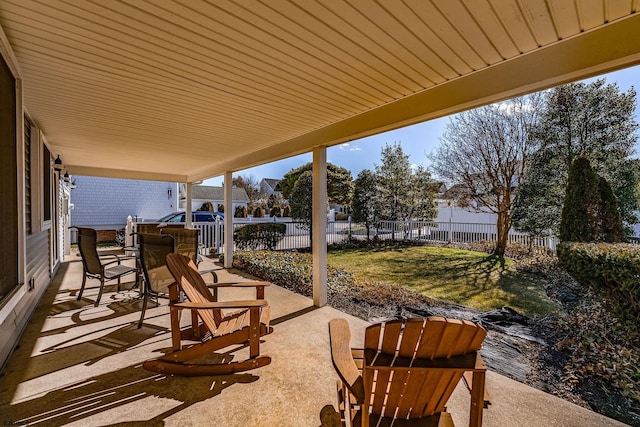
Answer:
(0, 229, 52, 368)
(71, 176, 178, 229)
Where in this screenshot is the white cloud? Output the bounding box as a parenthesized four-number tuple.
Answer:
(339, 143, 361, 152)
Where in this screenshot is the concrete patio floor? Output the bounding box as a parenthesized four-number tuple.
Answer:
(0, 254, 627, 427)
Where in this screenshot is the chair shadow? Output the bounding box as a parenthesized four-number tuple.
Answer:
(4, 362, 259, 427)
(319, 404, 342, 427)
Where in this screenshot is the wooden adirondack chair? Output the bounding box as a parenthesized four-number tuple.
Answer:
(143, 253, 273, 376)
(329, 317, 488, 427)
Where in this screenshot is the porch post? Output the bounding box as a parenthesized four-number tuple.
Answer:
(312, 146, 327, 307)
(223, 171, 233, 269)
(185, 182, 193, 227)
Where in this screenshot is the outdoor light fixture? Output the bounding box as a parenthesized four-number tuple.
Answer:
(70, 179, 77, 190)
(63, 171, 70, 183)
(167, 186, 173, 199)
(53, 154, 64, 171)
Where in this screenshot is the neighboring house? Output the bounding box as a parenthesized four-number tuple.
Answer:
(180, 184, 249, 213)
(435, 184, 498, 224)
(70, 176, 179, 237)
(260, 178, 282, 197)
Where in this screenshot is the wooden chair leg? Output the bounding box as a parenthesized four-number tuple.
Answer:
(249, 307, 260, 358)
(469, 370, 485, 427)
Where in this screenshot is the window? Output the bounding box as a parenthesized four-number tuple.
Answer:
(0, 53, 18, 303)
(24, 116, 32, 234)
(43, 144, 51, 222)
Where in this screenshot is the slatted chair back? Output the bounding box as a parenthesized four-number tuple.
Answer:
(363, 317, 486, 421)
(138, 233, 175, 295)
(76, 227, 102, 275)
(161, 228, 199, 265)
(166, 253, 224, 329)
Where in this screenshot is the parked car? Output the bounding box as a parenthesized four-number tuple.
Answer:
(156, 211, 224, 223)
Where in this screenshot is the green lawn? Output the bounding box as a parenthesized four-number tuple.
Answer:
(328, 246, 559, 316)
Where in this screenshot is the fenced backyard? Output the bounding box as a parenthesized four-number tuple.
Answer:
(125, 217, 559, 254)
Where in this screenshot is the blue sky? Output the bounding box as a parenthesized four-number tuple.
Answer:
(204, 65, 639, 186)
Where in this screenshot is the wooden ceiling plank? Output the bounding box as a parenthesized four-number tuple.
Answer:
(576, 0, 606, 30)
(9, 0, 372, 115)
(546, 0, 581, 39)
(406, 0, 488, 70)
(383, 0, 473, 75)
(271, 0, 426, 92)
(461, 0, 520, 59)
(432, 0, 503, 65)
(120, 0, 383, 108)
(517, 0, 560, 46)
(157, 0, 395, 102)
(488, 0, 538, 52)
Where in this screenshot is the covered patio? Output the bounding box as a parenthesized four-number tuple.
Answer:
(2, 2, 640, 425)
(0, 254, 626, 426)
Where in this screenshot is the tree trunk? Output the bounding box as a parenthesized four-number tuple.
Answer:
(495, 210, 511, 256)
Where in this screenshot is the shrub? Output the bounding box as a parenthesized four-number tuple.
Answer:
(335, 212, 349, 221)
(217, 204, 224, 213)
(234, 205, 247, 218)
(253, 206, 264, 218)
(270, 206, 282, 217)
(282, 205, 291, 217)
(234, 223, 286, 250)
(198, 201, 214, 211)
(558, 242, 640, 319)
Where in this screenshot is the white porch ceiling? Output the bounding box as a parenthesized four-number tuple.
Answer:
(1, 0, 639, 182)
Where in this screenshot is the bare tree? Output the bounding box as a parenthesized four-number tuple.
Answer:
(429, 94, 542, 255)
(232, 174, 264, 210)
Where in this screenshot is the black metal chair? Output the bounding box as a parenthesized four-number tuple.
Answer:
(137, 233, 176, 328)
(75, 227, 138, 306)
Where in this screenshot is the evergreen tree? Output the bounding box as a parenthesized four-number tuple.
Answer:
(560, 157, 601, 242)
(351, 169, 377, 240)
(598, 175, 625, 242)
(280, 162, 353, 205)
(514, 79, 639, 236)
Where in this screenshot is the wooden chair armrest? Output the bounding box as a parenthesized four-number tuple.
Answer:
(198, 269, 219, 283)
(206, 281, 270, 300)
(206, 281, 271, 288)
(329, 318, 365, 403)
(175, 299, 268, 310)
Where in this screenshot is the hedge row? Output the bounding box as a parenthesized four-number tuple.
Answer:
(234, 223, 286, 250)
(557, 242, 640, 319)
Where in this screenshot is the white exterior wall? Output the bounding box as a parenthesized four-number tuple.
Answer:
(70, 177, 178, 228)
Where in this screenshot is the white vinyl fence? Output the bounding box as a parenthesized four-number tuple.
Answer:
(126, 216, 558, 254)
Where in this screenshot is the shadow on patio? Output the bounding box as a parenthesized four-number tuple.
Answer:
(0, 256, 626, 426)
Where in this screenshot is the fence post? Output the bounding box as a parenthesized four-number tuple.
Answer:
(125, 215, 133, 248)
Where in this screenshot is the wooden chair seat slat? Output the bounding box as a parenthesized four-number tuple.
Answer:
(330, 317, 488, 427)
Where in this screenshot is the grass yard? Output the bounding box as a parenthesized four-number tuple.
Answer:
(328, 245, 559, 316)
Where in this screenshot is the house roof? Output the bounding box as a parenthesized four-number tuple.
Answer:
(1, 2, 638, 182)
(262, 178, 282, 192)
(188, 186, 249, 202)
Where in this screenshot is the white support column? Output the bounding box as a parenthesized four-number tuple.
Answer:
(185, 182, 193, 228)
(312, 146, 328, 307)
(224, 171, 234, 269)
